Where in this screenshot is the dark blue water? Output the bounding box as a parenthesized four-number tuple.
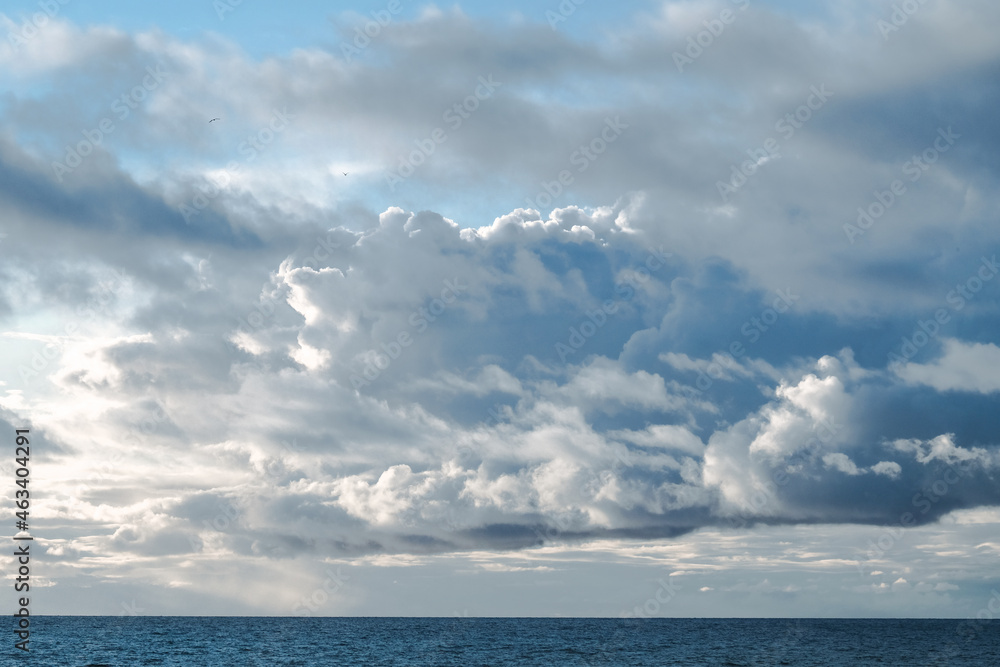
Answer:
(8, 617, 999, 666)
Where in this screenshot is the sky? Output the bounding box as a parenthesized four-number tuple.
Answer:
(0, 0, 999, 619)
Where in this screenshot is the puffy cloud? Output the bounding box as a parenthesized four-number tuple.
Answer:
(891, 434, 998, 468)
(823, 453, 863, 476)
(871, 461, 902, 480)
(1, 0, 999, 616)
(897, 339, 1000, 394)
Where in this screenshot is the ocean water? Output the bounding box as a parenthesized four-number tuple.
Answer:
(11, 617, 1000, 666)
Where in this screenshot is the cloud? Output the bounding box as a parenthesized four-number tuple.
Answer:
(4, 195, 997, 564)
(891, 434, 998, 468)
(897, 339, 1000, 394)
(1, 0, 1000, 616)
(823, 453, 862, 476)
(871, 461, 902, 480)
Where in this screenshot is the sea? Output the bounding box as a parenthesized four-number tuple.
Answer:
(10, 617, 1000, 666)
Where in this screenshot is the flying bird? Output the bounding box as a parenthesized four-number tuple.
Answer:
(342, 172, 349, 176)
(209, 118, 221, 123)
